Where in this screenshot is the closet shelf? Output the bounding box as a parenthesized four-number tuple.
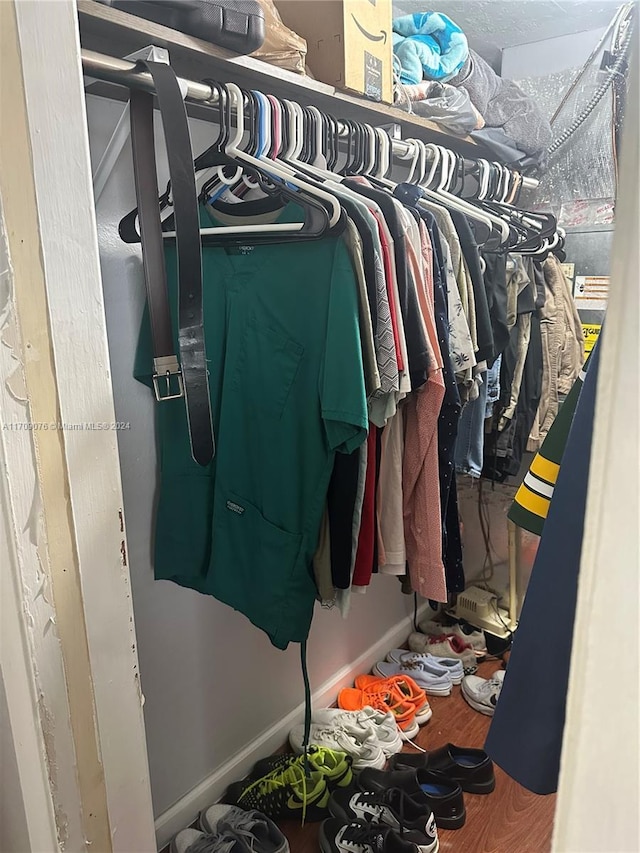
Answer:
(78, 0, 484, 158)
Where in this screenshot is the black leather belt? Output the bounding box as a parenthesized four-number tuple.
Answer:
(129, 60, 215, 466)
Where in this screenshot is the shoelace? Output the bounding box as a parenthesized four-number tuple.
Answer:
(217, 810, 271, 846)
(337, 821, 389, 851)
(222, 826, 262, 853)
(395, 659, 447, 681)
(348, 788, 423, 838)
(401, 653, 459, 677)
(186, 832, 248, 853)
(359, 690, 425, 752)
(313, 724, 375, 752)
(475, 675, 504, 698)
(327, 710, 381, 739)
(237, 762, 311, 824)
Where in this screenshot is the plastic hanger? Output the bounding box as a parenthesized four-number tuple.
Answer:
(408, 141, 504, 242)
(161, 83, 333, 241)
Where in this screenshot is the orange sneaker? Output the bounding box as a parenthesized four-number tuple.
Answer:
(338, 685, 419, 740)
(356, 674, 432, 726)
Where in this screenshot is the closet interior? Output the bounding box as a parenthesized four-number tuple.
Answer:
(72, 1, 632, 851)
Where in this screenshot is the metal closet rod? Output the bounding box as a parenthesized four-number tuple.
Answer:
(81, 48, 539, 190)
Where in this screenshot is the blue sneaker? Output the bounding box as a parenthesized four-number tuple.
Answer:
(374, 658, 452, 696)
(386, 649, 465, 685)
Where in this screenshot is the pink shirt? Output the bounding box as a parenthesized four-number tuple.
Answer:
(402, 221, 447, 601)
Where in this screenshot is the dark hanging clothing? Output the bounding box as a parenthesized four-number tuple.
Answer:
(482, 251, 510, 364)
(486, 337, 602, 794)
(449, 209, 494, 364)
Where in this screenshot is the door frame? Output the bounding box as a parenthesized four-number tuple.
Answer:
(1, 1, 638, 851)
(0, 1, 155, 850)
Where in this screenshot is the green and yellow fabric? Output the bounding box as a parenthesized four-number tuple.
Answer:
(508, 356, 590, 536)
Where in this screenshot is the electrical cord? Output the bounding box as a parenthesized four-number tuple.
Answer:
(474, 478, 515, 649)
(549, 3, 631, 126)
(547, 7, 634, 158)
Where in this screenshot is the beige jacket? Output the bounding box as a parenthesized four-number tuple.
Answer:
(528, 255, 585, 451)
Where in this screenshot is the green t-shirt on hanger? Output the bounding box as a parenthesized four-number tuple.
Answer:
(134, 203, 368, 648)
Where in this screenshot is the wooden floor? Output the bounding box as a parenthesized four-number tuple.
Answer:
(278, 660, 556, 853)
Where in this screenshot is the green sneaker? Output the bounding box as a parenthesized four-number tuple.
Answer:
(224, 763, 329, 822)
(251, 746, 354, 791)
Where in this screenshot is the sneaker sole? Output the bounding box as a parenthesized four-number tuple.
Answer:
(461, 683, 496, 717)
(423, 684, 453, 697)
(434, 808, 467, 831)
(399, 719, 421, 739)
(380, 738, 404, 756)
(352, 753, 388, 771)
(318, 822, 335, 853)
(414, 704, 433, 725)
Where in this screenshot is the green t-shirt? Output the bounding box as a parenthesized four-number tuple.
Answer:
(134, 203, 368, 648)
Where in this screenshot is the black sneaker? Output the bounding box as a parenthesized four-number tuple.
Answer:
(358, 766, 465, 830)
(223, 763, 329, 822)
(389, 743, 495, 794)
(328, 786, 438, 853)
(319, 819, 423, 853)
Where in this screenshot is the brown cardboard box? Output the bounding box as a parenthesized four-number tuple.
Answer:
(275, 0, 393, 103)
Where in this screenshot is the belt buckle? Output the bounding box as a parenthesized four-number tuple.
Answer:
(153, 356, 184, 401)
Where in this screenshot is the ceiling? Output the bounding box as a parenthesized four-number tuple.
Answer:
(391, 1, 623, 70)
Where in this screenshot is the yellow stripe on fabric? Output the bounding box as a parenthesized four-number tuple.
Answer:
(530, 454, 560, 485)
(514, 482, 551, 519)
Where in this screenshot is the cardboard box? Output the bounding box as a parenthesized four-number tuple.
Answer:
(275, 0, 393, 103)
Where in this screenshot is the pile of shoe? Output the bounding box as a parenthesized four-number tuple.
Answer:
(288, 707, 405, 771)
(172, 804, 289, 853)
(337, 673, 433, 744)
(320, 743, 495, 852)
(407, 617, 487, 675)
(222, 746, 353, 821)
(461, 668, 505, 716)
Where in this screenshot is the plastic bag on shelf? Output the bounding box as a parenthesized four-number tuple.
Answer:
(251, 0, 307, 74)
(397, 80, 485, 135)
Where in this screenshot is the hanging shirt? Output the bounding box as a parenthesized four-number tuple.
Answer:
(377, 405, 407, 575)
(343, 217, 381, 397)
(439, 234, 476, 386)
(402, 219, 447, 600)
(134, 202, 368, 649)
(318, 184, 400, 410)
(345, 179, 431, 390)
(449, 209, 495, 365)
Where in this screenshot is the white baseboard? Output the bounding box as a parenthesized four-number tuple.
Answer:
(154, 603, 429, 850)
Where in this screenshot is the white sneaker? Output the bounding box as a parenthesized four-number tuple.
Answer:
(311, 707, 403, 757)
(289, 723, 386, 770)
(461, 669, 505, 716)
(386, 649, 465, 685)
(419, 619, 487, 656)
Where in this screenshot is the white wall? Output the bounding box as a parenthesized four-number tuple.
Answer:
(86, 95, 417, 824)
(501, 26, 608, 79)
(552, 45, 639, 851)
(0, 672, 30, 853)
